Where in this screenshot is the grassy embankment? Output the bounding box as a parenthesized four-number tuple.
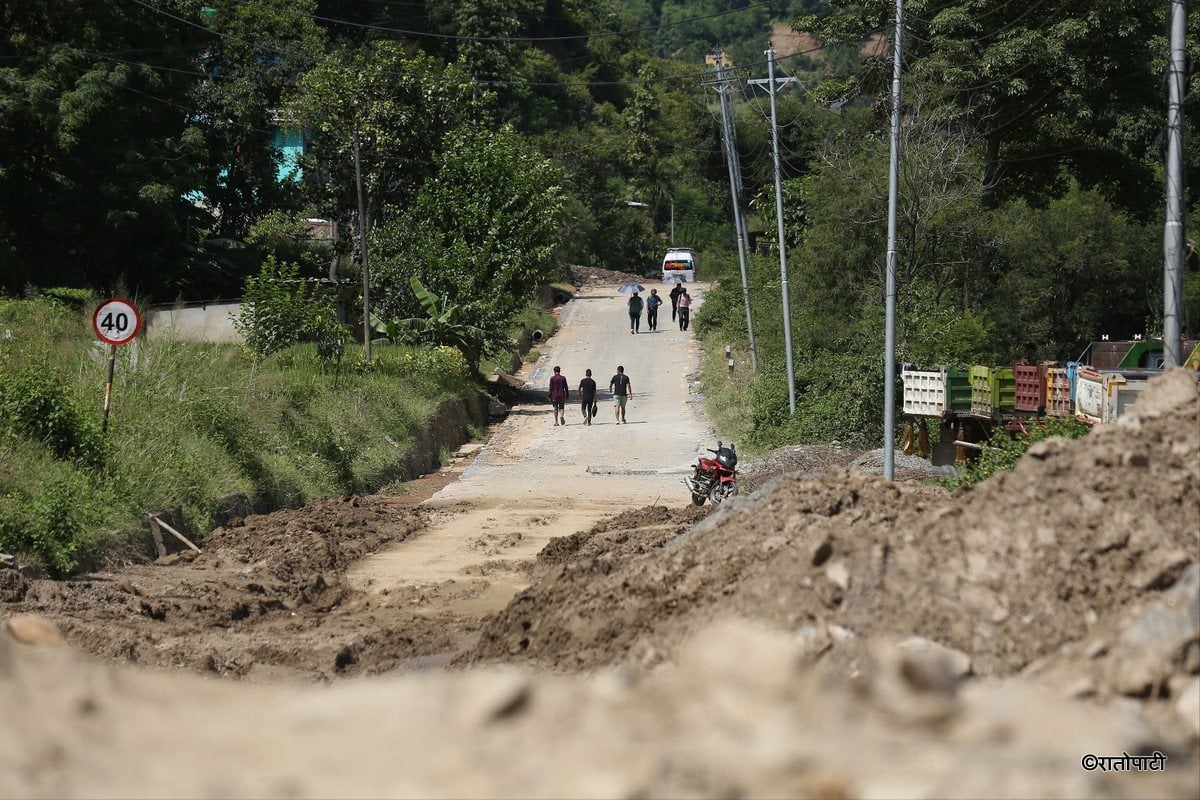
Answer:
(0, 296, 482, 576)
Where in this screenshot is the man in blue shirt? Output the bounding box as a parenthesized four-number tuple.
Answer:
(646, 289, 662, 331)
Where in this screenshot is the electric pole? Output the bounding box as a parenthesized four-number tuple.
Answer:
(708, 57, 759, 372)
(750, 48, 798, 413)
(353, 127, 372, 365)
(1163, 0, 1186, 367)
(883, 0, 904, 480)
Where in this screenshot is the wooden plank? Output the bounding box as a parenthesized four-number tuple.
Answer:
(147, 517, 167, 558)
(148, 514, 202, 553)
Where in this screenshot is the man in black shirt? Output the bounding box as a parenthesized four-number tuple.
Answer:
(669, 283, 685, 322)
(578, 369, 598, 426)
(609, 365, 633, 424)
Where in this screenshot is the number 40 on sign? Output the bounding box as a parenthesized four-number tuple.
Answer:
(92, 298, 142, 433)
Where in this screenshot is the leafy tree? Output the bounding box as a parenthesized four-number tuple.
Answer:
(794, 0, 1197, 214)
(0, 0, 205, 293)
(189, 0, 326, 239)
(287, 41, 480, 261)
(984, 182, 1159, 360)
(370, 127, 566, 365)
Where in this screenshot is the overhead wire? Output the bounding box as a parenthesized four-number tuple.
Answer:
(203, 0, 780, 44)
(0, 24, 207, 77)
(122, 0, 834, 89)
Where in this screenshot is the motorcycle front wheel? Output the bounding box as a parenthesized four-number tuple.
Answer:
(708, 481, 738, 505)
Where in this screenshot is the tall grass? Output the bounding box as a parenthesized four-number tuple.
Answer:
(0, 297, 479, 575)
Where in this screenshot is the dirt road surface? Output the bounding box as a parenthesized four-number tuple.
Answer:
(345, 284, 717, 614)
(2, 275, 1198, 798)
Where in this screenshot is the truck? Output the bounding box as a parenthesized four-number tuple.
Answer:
(899, 338, 1199, 465)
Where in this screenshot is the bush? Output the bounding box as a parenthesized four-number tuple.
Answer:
(41, 287, 92, 308)
(232, 256, 346, 361)
(0, 366, 104, 466)
(942, 418, 1090, 489)
(0, 465, 114, 577)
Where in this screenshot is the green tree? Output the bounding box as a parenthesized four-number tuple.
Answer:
(189, 0, 326, 240)
(794, 0, 1196, 214)
(371, 127, 566, 364)
(0, 0, 205, 293)
(287, 41, 480, 261)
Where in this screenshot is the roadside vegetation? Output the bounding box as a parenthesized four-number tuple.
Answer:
(1, 0, 1197, 560)
(0, 296, 478, 576)
(940, 418, 1091, 490)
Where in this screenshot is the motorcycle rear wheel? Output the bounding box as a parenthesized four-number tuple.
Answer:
(691, 492, 707, 506)
(708, 481, 738, 505)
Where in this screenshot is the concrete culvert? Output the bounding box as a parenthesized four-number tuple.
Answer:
(531, 329, 545, 343)
(554, 292, 567, 305)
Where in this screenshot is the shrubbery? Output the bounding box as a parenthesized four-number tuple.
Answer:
(232, 257, 346, 363)
(0, 366, 105, 466)
(941, 418, 1091, 489)
(0, 297, 479, 576)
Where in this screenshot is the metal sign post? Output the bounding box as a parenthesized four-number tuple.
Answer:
(92, 297, 142, 433)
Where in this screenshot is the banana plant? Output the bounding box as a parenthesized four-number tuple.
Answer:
(371, 277, 486, 368)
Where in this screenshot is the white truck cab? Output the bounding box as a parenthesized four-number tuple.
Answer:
(661, 248, 696, 283)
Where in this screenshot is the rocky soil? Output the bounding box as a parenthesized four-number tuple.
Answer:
(1, 369, 1197, 799)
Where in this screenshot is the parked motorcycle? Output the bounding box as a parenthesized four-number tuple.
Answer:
(684, 441, 738, 506)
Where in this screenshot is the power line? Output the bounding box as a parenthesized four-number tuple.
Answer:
(198, 0, 781, 44)
(122, 0, 835, 90)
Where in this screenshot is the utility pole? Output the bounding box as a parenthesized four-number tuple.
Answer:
(1163, 0, 1187, 367)
(750, 48, 798, 413)
(883, 0, 904, 480)
(708, 57, 759, 372)
(353, 127, 372, 365)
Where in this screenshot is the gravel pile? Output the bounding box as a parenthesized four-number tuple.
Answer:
(852, 448, 960, 479)
(737, 444, 859, 492)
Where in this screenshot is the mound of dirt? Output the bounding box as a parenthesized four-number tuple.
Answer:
(4, 497, 486, 679)
(465, 370, 1199, 686)
(2, 617, 1195, 799)
(536, 505, 712, 568)
(568, 264, 645, 286)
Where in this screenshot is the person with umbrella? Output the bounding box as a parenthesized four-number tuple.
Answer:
(669, 281, 686, 323)
(626, 289, 644, 334)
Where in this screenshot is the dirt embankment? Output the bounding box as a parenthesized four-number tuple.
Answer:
(464, 370, 1200, 697)
(0, 371, 1197, 799)
(1, 496, 486, 680)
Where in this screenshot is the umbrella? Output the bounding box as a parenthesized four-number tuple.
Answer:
(617, 282, 645, 294)
(666, 275, 687, 284)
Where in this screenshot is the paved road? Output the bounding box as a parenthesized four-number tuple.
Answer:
(346, 284, 717, 610)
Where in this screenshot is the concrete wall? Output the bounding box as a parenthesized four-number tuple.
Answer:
(145, 302, 243, 344)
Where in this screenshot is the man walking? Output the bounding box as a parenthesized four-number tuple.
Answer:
(627, 291, 644, 334)
(669, 282, 685, 323)
(549, 365, 569, 426)
(609, 365, 632, 424)
(677, 289, 692, 331)
(578, 369, 597, 426)
(646, 288, 662, 331)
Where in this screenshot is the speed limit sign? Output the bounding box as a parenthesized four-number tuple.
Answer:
(93, 298, 142, 346)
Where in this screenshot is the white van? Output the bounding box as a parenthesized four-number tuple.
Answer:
(661, 248, 696, 283)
